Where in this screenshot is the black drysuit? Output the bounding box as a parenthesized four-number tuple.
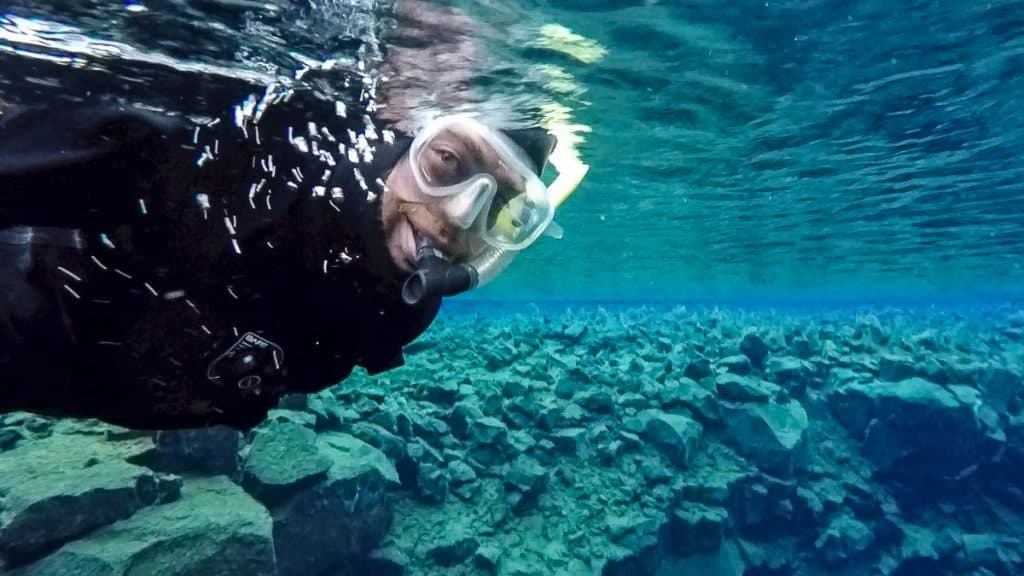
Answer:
(0, 94, 440, 430)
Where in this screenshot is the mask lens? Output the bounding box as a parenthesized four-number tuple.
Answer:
(414, 128, 476, 192)
(483, 183, 553, 249)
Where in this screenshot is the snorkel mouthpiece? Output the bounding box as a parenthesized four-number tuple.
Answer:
(401, 237, 479, 306)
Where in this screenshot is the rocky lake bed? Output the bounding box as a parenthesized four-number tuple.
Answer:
(1, 304, 1023, 576)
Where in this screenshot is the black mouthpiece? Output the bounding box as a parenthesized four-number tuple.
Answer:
(401, 244, 478, 306)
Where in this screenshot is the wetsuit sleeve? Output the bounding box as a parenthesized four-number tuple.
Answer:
(0, 103, 186, 229)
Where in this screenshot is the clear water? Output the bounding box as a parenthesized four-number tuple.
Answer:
(1, 1, 1023, 576)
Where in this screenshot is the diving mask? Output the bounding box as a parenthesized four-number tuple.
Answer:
(407, 114, 556, 252)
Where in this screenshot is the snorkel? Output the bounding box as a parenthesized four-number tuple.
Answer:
(401, 138, 589, 305)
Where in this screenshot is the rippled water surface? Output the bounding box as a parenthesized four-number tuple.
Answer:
(2, 0, 1022, 302)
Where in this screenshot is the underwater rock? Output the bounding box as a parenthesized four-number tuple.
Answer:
(414, 463, 450, 504)
(264, 408, 318, 429)
(307, 392, 345, 430)
(360, 546, 408, 576)
(607, 511, 659, 548)
(815, 512, 874, 565)
(640, 458, 672, 485)
(683, 358, 714, 381)
(503, 454, 548, 514)
(149, 426, 241, 475)
(575, 388, 615, 413)
(0, 435, 159, 567)
(662, 503, 728, 557)
(604, 537, 746, 576)
(957, 533, 1024, 575)
(238, 420, 332, 505)
(422, 378, 460, 406)
(470, 416, 508, 445)
(729, 474, 805, 542)
(448, 460, 477, 485)
(410, 414, 450, 444)
(535, 400, 564, 431)
(448, 402, 484, 439)
(618, 392, 651, 410)
(789, 336, 813, 359)
(765, 356, 815, 391)
(14, 476, 276, 576)
(271, 433, 399, 576)
(473, 545, 501, 573)
(714, 373, 778, 403)
(502, 397, 538, 429)
(639, 409, 703, 468)
(740, 333, 770, 369)
(720, 399, 808, 475)
(555, 375, 587, 400)
(348, 422, 407, 462)
(829, 378, 997, 478)
(427, 533, 480, 567)
(718, 355, 753, 375)
(857, 314, 886, 344)
(0, 427, 24, 451)
(978, 366, 1023, 414)
(468, 416, 512, 467)
(657, 378, 720, 423)
(878, 354, 918, 382)
(549, 427, 588, 457)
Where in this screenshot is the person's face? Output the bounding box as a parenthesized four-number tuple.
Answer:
(382, 127, 527, 273)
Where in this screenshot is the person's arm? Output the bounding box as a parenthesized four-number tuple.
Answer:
(0, 102, 186, 229)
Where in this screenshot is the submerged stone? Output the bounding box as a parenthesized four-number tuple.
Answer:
(271, 433, 399, 576)
(714, 373, 778, 403)
(740, 333, 770, 369)
(549, 428, 588, 457)
(658, 378, 720, 422)
(427, 534, 480, 567)
(575, 388, 615, 413)
(239, 421, 331, 505)
(878, 354, 918, 382)
(15, 476, 276, 576)
(474, 545, 501, 573)
(829, 378, 996, 477)
(503, 455, 548, 514)
(664, 503, 728, 556)
(0, 435, 158, 567)
(640, 410, 703, 468)
(721, 399, 808, 475)
(718, 355, 753, 375)
(815, 513, 874, 565)
(415, 463, 449, 504)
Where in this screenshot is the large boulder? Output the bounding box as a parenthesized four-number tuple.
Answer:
(639, 410, 703, 468)
(503, 454, 548, 514)
(828, 378, 1000, 477)
(0, 435, 158, 566)
(814, 512, 874, 565)
(739, 333, 770, 370)
(238, 420, 332, 505)
(271, 433, 400, 576)
(714, 374, 778, 403)
(16, 476, 276, 576)
(721, 399, 808, 475)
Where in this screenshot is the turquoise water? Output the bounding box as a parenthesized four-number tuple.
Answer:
(1, 2, 1023, 576)
(470, 1, 1024, 302)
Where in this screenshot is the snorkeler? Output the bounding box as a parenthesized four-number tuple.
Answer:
(0, 88, 587, 430)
